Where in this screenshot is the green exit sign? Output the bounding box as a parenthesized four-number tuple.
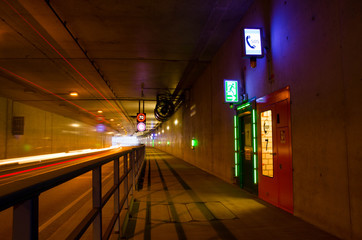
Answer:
(224, 79, 240, 103)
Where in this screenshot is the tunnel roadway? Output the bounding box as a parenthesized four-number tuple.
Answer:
(0, 147, 133, 239)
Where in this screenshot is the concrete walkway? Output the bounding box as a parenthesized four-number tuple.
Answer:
(123, 148, 338, 240)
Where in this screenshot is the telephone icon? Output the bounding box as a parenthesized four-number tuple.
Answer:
(246, 35, 256, 49)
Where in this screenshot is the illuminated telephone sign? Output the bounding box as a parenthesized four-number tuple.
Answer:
(242, 28, 263, 58)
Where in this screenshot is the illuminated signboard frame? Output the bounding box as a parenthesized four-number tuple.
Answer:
(136, 113, 146, 122)
(241, 28, 264, 58)
(137, 122, 146, 132)
(224, 79, 240, 103)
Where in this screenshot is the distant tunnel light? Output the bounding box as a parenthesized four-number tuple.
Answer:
(97, 110, 103, 113)
(174, 119, 178, 125)
(70, 123, 80, 128)
(112, 136, 139, 146)
(167, 126, 170, 130)
(191, 138, 198, 149)
(69, 91, 78, 97)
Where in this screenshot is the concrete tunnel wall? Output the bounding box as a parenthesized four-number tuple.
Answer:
(0, 96, 112, 159)
(150, 0, 362, 239)
(0, 0, 358, 238)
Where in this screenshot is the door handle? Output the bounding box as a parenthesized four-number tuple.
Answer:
(279, 164, 282, 169)
(269, 153, 277, 156)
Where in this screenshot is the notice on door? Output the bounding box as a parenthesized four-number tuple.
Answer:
(280, 130, 286, 144)
(245, 147, 252, 160)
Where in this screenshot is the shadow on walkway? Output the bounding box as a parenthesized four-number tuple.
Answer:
(123, 148, 338, 240)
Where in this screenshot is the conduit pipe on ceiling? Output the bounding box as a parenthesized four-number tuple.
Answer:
(44, 0, 131, 124)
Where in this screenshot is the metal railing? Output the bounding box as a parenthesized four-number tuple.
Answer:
(0, 145, 145, 240)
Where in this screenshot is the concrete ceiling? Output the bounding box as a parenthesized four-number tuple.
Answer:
(0, 0, 252, 136)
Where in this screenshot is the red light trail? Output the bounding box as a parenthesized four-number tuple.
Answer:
(0, 152, 105, 179)
(0, 66, 106, 120)
(2, 0, 128, 122)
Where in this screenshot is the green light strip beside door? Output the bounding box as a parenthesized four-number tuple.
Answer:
(234, 115, 239, 177)
(252, 109, 258, 184)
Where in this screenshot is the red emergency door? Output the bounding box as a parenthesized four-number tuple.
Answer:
(257, 87, 293, 213)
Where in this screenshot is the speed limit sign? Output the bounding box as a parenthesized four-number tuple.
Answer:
(136, 113, 146, 122)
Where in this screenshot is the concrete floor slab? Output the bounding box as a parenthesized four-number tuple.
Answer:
(170, 203, 193, 222)
(150, 204, 171, 223)
(186, 202, 214, 221)
(205, 202, 236, 220)
(122, 148, 339, 240)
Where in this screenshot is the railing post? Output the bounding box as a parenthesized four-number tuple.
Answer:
(13, 196, 39, 240)
(138, 148, 143, 172)
(141, 147, 144, 167)
(131, 151, 135, 194)
(141, 148, 144, 168)
(114, 157, 120, 233)
(135, 149, 139, 173)
(124, 154, 128, 209)
(133, 150, 137, 176)
(143, 147, 145, 164)
(93, 166, 102, 239)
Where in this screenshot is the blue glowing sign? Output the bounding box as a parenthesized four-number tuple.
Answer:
(224, 79, 240, 103)
(96, 124, 106, 132)
(243, 28, 263, 57)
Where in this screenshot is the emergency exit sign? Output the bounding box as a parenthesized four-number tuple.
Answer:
(224, 79, 240, 103)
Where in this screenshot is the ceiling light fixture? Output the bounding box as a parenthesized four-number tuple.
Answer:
(97, 110, 103, 113)
(69, 91, 78, 97)
(0, 67, 100, 118)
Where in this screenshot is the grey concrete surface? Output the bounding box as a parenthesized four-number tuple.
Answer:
(124, 148, 339, 240)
